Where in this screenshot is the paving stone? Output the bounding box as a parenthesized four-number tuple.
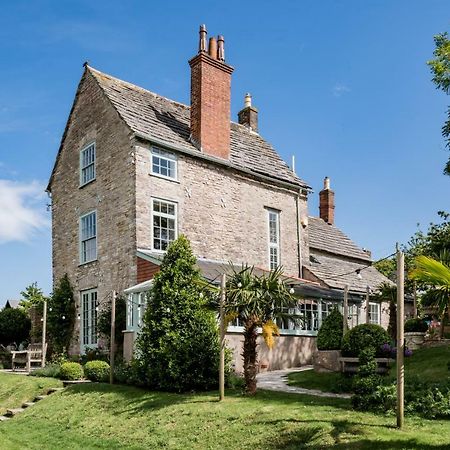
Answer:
(22, 402, 35, 408)
(5, 408, 25, 417)
(34, 395, 46, 401)
(0, 416, 10, 421)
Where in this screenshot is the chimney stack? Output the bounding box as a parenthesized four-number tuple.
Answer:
(238, 93, 258, 132)
(189, 25, 234, 160)
(319, 176, 335, 225)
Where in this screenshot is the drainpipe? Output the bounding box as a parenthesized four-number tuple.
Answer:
(295, 192, 303, 278)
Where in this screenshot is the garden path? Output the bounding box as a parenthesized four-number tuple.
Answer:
(256, 366, 351, 399)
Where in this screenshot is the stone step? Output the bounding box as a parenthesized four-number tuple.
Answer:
(47, 387, 64, 394)
(34, 395, 46, 402)
(5, 408, 25, 417)
(0, 416, 10, 421)
(22, 402, 35, 408)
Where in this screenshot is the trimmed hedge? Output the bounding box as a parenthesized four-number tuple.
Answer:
(341, 324, 390, 357)
(317, 308, 343, 350)
(84, 360, 110, 382)
(59, 362, 84, 380)
(404, 318, 428, 333)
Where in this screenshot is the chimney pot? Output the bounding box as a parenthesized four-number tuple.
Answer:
(244, 93, 252, 108)
(324, 176, 330, 190)
(199, 24, 207, 53)
(208, 37, 217, 59)
(238, 93, 258, 132)
(217, 35, 225, 61)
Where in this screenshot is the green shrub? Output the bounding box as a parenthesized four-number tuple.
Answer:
(84, 360, 110, 382)
(59, 362, 84, 380)
(136, 236, 221, 392)
(317, 308, 343, 350)
(341, 324, 390, 357)
(404, 318, 428, 333)
(80, 347, 108, 365)
(0, 308, 31, 347)
(0, 351, 12, 369)
(30, 363, 61, 378)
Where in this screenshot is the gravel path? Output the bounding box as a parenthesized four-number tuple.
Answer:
(256, 366, 351, 399)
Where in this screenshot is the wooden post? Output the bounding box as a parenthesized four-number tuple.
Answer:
(42, 300, 47, 367)
(365, 286, 370, 324)
(413, 281, 418, 319)
(219, 274, 226, 401)
(396, 249, 405, 429)
(343, 285, 349, 334)
(110, 291, 116, 385)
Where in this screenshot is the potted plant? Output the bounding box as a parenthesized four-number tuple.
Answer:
(313, 309, 343, 372)
(404, 318, 428, 349)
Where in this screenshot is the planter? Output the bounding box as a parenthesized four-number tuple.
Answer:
(313, 350, 341, 373)
(404, 332, 426, 350)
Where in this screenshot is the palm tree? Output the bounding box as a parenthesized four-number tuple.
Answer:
(410, 252, 450, 338)
(225, 266, 297, 395)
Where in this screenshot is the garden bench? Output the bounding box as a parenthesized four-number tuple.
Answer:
(11, 343, 47, 372)
(339, 357, 393, 374)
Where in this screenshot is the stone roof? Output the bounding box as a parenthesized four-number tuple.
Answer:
(87, 66, 307, 189)
(306, 251, 392, 293)
(308, 217, 371, 262)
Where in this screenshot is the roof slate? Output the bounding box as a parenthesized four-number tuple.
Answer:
(306, 251, 392, 293)
(308, 217, 371, 262)
(87, 66, 307, 189)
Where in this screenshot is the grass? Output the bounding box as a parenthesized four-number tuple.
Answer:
(288, 345, 450, 393)
(0, 381, 449, 449)
(0, 372, 62, 415)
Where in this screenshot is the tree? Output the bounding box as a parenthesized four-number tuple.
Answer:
(376, 282, 397, 341)
(428, 32, 450, 175)
(19, 282, 48, 311)
(224, 266, 296, 395)
(410, 252, 450, 338)
(0, 308, 31, 347)
(47, 274, 75, 354)
(136, 235, 221, 392)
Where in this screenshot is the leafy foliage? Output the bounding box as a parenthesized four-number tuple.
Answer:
(19, 282, 48, 311)
(0, 307, 31, 347)
(97, 296, 126, 356)
(316, 308, 343, 350)
(29, 363, 61, 378)
(224, 265, 297, 395)
(136, 235, 221, 392)
(59, 362, 84, 380)
(341, 324, 390, 357)
(404, 318, 429, 333)
(84, 360, 110, 382)
(428, 32, 450, 174)
(47, 274, 75, 354)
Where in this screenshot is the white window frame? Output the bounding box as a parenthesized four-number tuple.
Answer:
(80, 142, 96, 187)
(369, 302, 381, 325)
(267, 209, 280, 270)
(79, 210, 97, 264)
(80, 288, 98, 352)
(150, 147, 177, 181)
(151, 198, 178, 252)
(126, 292, 148, 333)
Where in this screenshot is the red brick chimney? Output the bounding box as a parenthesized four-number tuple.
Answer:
(189, 25, 234, 159)
(319, 177, 335, 225)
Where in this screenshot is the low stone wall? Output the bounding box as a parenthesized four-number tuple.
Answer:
(404, 332, 426, 350)
(313, 350, 341, 372)
(225, 333, 317, 373)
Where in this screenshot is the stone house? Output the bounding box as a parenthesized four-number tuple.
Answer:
(47, 25, 391, 369)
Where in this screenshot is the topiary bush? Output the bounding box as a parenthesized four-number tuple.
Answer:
(136, 235, 221, 392)
(84, 360, 110, 382)
(317, 308, 343, 350)
(59, 362, 84, 380)
(341, 324, 390, 357)
(404, 318, 428, 333)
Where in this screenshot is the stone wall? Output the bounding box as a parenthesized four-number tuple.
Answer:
(50, 70, 137, 354)
(134, 142, 309, 276)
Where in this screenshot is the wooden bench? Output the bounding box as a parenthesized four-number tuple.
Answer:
(339, 357, 394, 374)
(12, 343, 47, 372)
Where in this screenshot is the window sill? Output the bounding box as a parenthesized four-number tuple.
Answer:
(78, 259, 98, 267)
(149, 173, 180, 184)
(79, 179, 96, 189)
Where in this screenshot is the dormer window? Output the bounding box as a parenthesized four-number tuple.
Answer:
(150, 147, 177, 180)
(80, 142, 96, 186)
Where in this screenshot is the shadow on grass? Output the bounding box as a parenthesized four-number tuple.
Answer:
(265, 418, 450, 450)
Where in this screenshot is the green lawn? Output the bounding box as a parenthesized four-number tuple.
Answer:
(0, 372, 62, 415)
(288, 345, 450, 393)
(0, 379, 450, 449)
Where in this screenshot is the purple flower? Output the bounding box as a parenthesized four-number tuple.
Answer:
(404, 348, 413, 357)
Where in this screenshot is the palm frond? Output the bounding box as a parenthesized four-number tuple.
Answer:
(410, 255, 450, 287)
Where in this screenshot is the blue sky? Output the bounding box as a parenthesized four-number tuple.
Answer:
(0, 0, 448, 306)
